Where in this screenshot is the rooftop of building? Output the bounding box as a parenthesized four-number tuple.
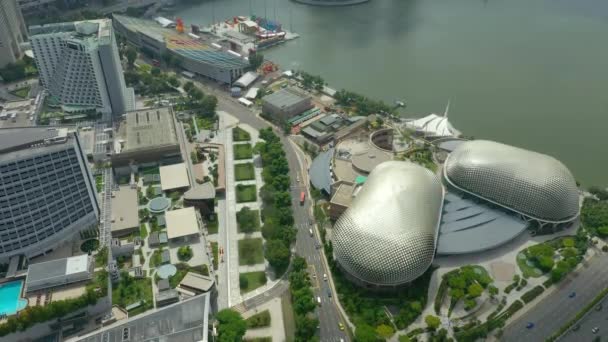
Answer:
(262, 87, 310, 108)
(116, 107, 178, 153)
(111, 186, 139, 234)
(113, 14, 248, 70)
(436, 191, 528, 255)
(165, 207, 201, 240)
(179, 272, 214, 293)
(76, 293, 210, 342)
(29, 18, 113, 45)
(159, 163, 191, 191)
(309, 147, 334, 194)
(184, 182, 216, 201)
(0, 127, 71, 155)
(330, 182, 357, 208)
(25, 255, 91, 291)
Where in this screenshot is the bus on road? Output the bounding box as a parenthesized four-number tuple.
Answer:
(300, 191, 306, 205)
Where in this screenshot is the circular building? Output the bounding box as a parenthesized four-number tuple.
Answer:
(293, 0, 369, 6)
(332, 161, 444, 287)
(444, 140, 579, 224)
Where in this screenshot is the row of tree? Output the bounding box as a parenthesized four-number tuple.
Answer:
(256, 128, 295, 275)
(215, 309, 247, 341)
(334, 89, 394, 116)
(0, 58, 37, 83)
(295, 71, 326, 92)
(290, 256, 320, 341)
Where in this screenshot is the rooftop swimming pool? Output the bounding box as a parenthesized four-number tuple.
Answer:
(0, 280, 27, 316)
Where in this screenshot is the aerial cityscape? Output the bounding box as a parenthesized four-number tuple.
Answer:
(0, 0, 607, 341)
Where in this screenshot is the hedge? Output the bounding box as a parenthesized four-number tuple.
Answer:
(521, 285, 545, 304)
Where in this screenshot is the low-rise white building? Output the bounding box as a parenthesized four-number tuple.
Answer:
(25, 255, 93, 293)
(165, 207, 201, 242)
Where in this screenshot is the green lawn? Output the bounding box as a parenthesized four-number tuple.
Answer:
(112, 276, 153, 315)
(139, 224, 148, 239)
(10, 86, 30, 98)
(234, 143, 253, 160)
(211, 242, 219, 270)
(238, 238, 265, 265)
(236, 184, 257, 203)
(235, 162, 255, 181)
(240, 271, 267, 293)
(233, 126, 251, 142)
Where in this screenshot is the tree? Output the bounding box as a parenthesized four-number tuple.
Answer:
(200, 95, 218, 115)
(237, 207, 258, 233)
(0, 61, 27, 82)
(464, 298, 477, 311)
(467, 283, 484, 298)
(355, 323, 379, 342)
(425, 315, 441, 331)
(239, 274, 249, 289)
(597, 226, 608, 237)
(183, 81, 195, 93)
(537, 255, 555, 272)
(177, 246, 193, 261)
(168, 76, 180, 88)
(265, 239, 290, 273)
(249, 53, 264, 70)
(151, 67, 161, 76)
(450, 288, 465, 301)
(295, 313, 318, 341)
(125, 47, 137, 67)
(216, 309, 247, 342)
(375, 324, 394, 338)
(448, 275, 466, 289)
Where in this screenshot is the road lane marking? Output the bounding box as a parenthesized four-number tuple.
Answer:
(309, 264, 320, 289)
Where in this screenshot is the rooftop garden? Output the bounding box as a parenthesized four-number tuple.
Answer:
(112, 272, 153, 316)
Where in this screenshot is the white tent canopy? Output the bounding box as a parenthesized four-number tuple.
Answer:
(407, 113, 459, 137)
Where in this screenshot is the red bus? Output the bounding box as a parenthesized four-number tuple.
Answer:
(300, 191, 306, 205)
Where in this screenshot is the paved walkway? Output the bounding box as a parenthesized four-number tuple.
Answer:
(242, 297, 286, 342)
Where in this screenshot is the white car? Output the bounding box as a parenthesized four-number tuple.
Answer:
(323, 273, 328, 281)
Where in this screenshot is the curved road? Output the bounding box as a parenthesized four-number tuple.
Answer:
(190, 77, 349, 341)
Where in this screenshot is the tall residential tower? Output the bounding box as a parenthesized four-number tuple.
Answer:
(30, 19, 134, 117)
(0, 0, 28, 67)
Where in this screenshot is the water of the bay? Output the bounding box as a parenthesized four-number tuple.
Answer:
(172, 0, 608, 187)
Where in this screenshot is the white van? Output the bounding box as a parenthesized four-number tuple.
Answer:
(317, 296, 321, 305)
(309, 229, 313, 237)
